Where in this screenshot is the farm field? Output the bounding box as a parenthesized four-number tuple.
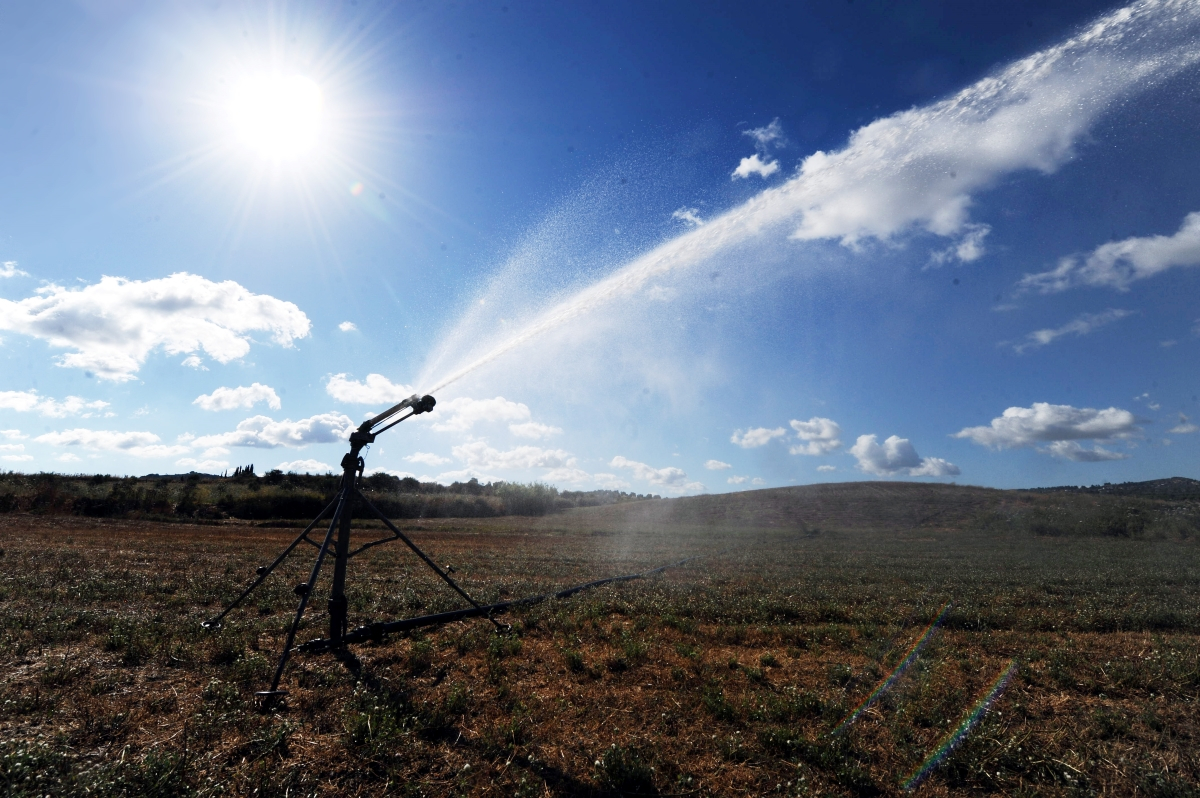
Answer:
(1, 482, 1199, 796)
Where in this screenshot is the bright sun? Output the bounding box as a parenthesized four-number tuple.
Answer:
(228, 74, 323, 159)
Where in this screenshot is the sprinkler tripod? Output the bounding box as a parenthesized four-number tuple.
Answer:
(202, 392, 502, 701)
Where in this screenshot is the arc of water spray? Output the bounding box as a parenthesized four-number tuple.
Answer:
(831, 600, 953, 735)
(421, 0, 1200, 395)
(902, 658, 1020, 791)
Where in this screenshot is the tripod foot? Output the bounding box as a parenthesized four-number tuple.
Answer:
(254, 690, 289, 709)
(201, 620, 222, 630)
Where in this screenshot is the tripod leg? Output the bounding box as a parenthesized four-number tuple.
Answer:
(203, 496, 339, 629)
(355, 489, 504, 631)
(260, 489, 347, 697)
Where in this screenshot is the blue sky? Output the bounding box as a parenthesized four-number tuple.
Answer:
(1, 0, 1198, 493)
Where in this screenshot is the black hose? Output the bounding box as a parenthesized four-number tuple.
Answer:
(297, 553, 706, 654)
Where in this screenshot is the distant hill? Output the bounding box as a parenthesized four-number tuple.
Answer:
(569, 480, 1200, 537)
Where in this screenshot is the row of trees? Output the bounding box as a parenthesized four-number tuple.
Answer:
(0, 470, 661, 520)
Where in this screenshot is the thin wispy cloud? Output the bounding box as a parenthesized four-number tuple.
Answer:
(35, 428, 191, 458)
(609, 455, 704, 493)
(326, 373, 414, 404)
(0, 390, 110, 418)
(671, 207, 704, 227)
(1020, 210, 1200, 293)
(0, 261, 28, 278)
(1012, 308, 1133, 353)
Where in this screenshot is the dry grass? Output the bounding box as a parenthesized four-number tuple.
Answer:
(1, 489, 1199, 796)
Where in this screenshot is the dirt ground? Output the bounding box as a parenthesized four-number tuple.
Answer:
(1, 510, 1198, 796)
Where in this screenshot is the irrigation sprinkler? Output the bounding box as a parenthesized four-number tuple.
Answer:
(202, 391, 697, 702)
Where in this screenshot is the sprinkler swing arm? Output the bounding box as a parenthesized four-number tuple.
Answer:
(201, 392, 507, 701)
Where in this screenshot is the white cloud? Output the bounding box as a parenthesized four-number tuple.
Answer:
(928, 223, 991, 265)
(789, 417, 842, 455)
(2, 454, 33, 462)
(276, 459, 334, 474)
(508, 421, 562, 439)
(609, 455, 704, 493)
(0, 429, 25, 440)
(453, 440, 575, 471)
(338, 321, 358, 332)
(193, 383, 281, 412)
(181, 355, 208, 370)
(954, 402, 1138, 449)
(57, 453, 80, 462)
(752, 477, 765, 485)
(727, 475, 748, 485)
(1013, 309, 1133, 353)
(1040, 441, 1128, 462)
(817, 464, 837, 472)
(542, 467, 593, 485)
(175, 457, 230, 472)
(672, 207, 705, 227)
(35, 428, 191, 458)
(0, 390, 110, 418)
(592, 472, 632, 490)
(744, 118, 785, 149)
(1169, 414, 1199, 434)
(849, 434, 960, 477)
(1, 261, 28, 278)
(1019, 211, 1200, 293)
(192, 412, 355, 449)
(405, 451, 452, 466)
(730, 426, 786, 448)
(0, 443, 22, 452)
(732, 153, 780, 180)
(0, 273, 310, 381)
(433, 396, 531, 433)
(325, 373, 414, 404)
(705, 459, 732, 470)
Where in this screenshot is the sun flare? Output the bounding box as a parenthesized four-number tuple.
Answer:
(228, 74, 323, 159)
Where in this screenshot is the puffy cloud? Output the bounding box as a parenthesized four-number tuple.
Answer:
(732, 153, 780, 180)
(1040, 441, 1128, 462)
(609, 455, 704, 493)
(0, 390, 110, 418)
(705, 459, 732, 470)
(849, 434, 960, 477)
(593, 472, 632, 490)
(405, 452, 451, 466)
(181, 355, 207, 370)
(193, 383, 281, 412)
(0, 429, 26, 439)
(817, 464, 837, 472)
(453, 441, 575, 471)
(2, 454, 33, 462)
(1169, 414, 1199, 434)
(731, 427, 786, 448)
(0, 443, 23, 452)
(509, 421, 562, 440)
(1, 261, 28, 278)
(276, 459, 334, 474)
(928, 223, 991, 265)
(57, 453, 80, 462)
(0, 273, 310, 381)
(1019, 211, 1200, 293)
(35, 428, 191, 458)
(672, 207, 704, 227)
(727, 475, 748, 485)
(0, 443, 30, 463)
(954, 403, 1138, 449)
(433, 396, 531, 433)
(325, 373, 414, 404)
(542, 467, 593, 485)
(192, 412, 355, 449)
(1013, 309, 1133, 353)
(789, 417, 843, 455)
(338, 321, 358, 332)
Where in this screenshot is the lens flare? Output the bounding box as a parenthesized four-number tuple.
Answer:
(903, 658, 1020, 790)
(832, 600, 953, 735)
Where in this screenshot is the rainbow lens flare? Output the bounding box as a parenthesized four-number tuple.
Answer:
(832, 600, 953, 735)
(903, 658, 1020, 791)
